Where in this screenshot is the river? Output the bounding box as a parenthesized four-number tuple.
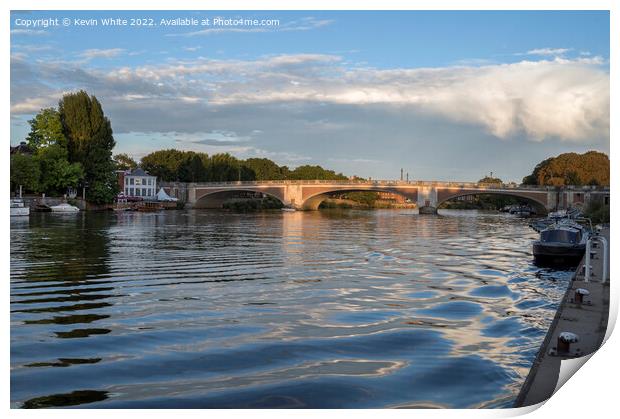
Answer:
(10, 209, 572, 408)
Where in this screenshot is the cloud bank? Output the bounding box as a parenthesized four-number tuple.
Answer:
(11, 52, 609, 143)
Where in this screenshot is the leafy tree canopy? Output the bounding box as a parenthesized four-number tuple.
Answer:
(113, 153, 138, 171)
(140, 150, 347, 183)
(35, 144, 84, 194)
(26, 108, 66, 152)
(10, 154, 40, 193)
(478, 176, 503, 184)
(522, 151, 609, 186)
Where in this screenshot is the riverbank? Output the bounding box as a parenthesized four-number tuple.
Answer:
(514, 227, 610, 407)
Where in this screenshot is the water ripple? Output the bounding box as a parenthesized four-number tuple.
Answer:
(11, 209, 572, 408)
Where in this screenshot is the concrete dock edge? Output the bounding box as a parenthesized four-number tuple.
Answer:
(514, 228, 610, 407)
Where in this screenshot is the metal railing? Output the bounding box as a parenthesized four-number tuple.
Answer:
(585, 234, 609, 283)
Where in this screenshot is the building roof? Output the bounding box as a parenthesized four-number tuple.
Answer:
(10, 142, 33, 155)
(128, 167, 153, 177)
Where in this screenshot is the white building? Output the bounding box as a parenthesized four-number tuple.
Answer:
(122, 168, 157, 199)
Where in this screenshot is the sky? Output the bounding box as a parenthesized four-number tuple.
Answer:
(10, 10, 610, 182)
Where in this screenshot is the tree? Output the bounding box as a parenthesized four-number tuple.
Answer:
(10, 154, 40, 193)
(522, 152, 609, 186)
(141, 149, 189, 181)
(178, 152, 207, 182)
(478, 176, 502, 185)
(243, 158, 285, 180)
(113, 153, 138, 171)
(209, 153, 242, 181)
(59, 91, 118, 204)
(26, 108, 66, 152)
(288, 165, 348, 180)
(35, 144, 84, 194)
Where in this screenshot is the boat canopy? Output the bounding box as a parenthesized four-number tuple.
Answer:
(156, 188, 178, 202)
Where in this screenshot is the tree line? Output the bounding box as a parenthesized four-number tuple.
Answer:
(124, 149, 348, 183)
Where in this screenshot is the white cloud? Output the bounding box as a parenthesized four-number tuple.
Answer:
(78, 48, 125, 60)
(10, 29, 47, 36)
(526, 48, 571, 56)
(10, 53, 609, 142)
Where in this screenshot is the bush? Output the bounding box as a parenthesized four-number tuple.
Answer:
(583, 198, 610, 224)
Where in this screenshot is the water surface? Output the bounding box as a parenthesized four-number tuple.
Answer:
(10, 209, 572, 408)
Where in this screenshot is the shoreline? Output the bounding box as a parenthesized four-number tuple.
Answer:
(514, 227, 610, 407)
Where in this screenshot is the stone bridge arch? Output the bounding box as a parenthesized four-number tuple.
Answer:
(436, 189, 550, 214)
(194, 187, 286, 209)
(300, 186, 418, 210)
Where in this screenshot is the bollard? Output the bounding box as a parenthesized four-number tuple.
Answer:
(574, 288, 590, 304)
(557, 332, 579, 354)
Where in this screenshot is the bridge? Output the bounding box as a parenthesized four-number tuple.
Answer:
(160, 180, 609, 214)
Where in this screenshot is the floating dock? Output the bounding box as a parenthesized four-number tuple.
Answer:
(514, 227, 610, 407)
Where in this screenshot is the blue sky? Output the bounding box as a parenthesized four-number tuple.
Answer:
(10, 10, 610, 181)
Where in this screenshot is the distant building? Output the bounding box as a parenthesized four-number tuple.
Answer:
(10, 141, 33, 155)
(377, 191, 406, 203)
(120, 168, 157, 198)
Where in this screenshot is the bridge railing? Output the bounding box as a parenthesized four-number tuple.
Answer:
(159, 180, 608, 191)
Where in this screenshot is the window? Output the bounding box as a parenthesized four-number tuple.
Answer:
(129, 187, 134, 196)
(129, 178, 134, 185)
(541, 230, 581, 244)
(125, 178, 128, 185)
(124, 187, 128, 195)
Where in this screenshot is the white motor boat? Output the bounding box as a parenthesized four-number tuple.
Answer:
(50, 203, 80, 213)
(10, 199, 30, 216)
(281, 207, 296, 212)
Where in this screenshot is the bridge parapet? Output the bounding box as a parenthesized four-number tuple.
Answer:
(164, 179, 603, 190)
(158, 180, 609, 211)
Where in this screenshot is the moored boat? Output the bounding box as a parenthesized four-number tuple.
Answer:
(281, 207, 296, 212)
(34, 203, 52, 212)
(533, 220, 589, 266)
(50, 203, 80, 213)
(529, 208, 582, 232)
(10, 199, 30, 216)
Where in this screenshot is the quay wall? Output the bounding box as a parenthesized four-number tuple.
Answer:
(514, 227, 610, 407)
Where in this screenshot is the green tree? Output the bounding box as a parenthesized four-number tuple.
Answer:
(243, 158, 285, 180)
(59, 91, 118, 204)
(288, 165, 348, 180)
(178, 152, 208, 182)
(141, 149, 189, 181)
(478, 176, 503, 185)
(26, 108, 66, 152)
(36, 144, 84, 194)
(113, 153, 138, 171)
(209, 153, 242, 181)
(10, 153, 40, 193)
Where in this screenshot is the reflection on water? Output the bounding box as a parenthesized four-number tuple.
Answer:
(11, 209, 572, 408)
